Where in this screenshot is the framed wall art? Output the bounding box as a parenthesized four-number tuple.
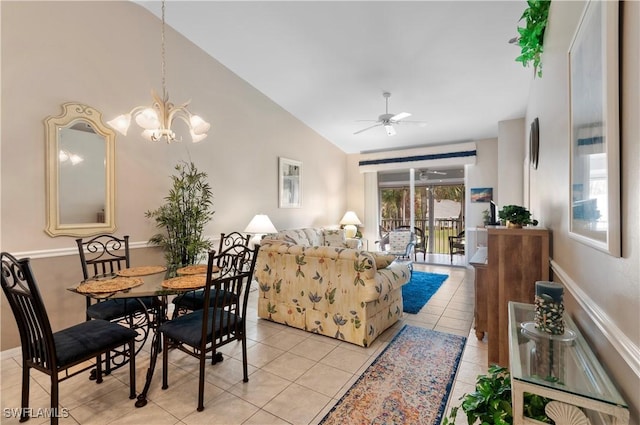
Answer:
(529, 117, 539, 170)
(568, 0, 620, 256)
(279, 157, 302, 208)
(470, 187, 493, 203)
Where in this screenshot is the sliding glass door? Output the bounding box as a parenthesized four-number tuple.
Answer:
(378, 169, 464, 259)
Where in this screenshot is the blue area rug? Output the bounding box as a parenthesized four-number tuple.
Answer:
(320, 325, 466, 425)
(402, 271, 449, 314)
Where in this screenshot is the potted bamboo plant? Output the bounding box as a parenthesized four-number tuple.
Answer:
(145, 161, 214, 273)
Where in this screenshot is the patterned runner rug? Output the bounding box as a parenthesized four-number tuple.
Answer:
(320, 325, 466, 425)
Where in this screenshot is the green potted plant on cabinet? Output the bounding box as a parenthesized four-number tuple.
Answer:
(145, 161, 214, 273)
(498, 205, 539, 228)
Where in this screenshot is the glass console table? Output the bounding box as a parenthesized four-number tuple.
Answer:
(508, 302, 629, 425)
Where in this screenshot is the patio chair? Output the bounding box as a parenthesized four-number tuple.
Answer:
(394, 226, 427, 261)
(449, 230, 465, 263)
(379, 230, 416, 261)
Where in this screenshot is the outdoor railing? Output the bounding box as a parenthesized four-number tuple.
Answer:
(380, 218, 464, 254)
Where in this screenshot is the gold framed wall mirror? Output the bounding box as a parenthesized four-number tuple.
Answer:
(45, 103, 116, 237)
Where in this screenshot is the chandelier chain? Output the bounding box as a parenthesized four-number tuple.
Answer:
(161, 0, 166, 101)
(106, 0, 209, 143)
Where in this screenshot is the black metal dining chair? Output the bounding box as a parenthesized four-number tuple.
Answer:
(160, 244, 259, 412)
(76, 234, 159, 373)
(171, 231, 250, 318)
(1, 252, 137, 425)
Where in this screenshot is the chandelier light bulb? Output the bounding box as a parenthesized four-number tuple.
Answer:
(135, 108, 161, 130)
(190, 129, 207, 143)
(107, 114, 131, 136)
(190, 115, 210, 135)
(107, 0, 209, 144)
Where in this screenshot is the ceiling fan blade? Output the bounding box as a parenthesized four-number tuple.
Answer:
(353, 122, 383, 135)
(397, 120, 428, 127)
(390, 112, 411, 122)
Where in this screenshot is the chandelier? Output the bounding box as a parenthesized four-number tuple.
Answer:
(108, 1, 210, 143)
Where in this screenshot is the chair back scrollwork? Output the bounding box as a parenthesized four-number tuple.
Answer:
(76, 234, 130, 280)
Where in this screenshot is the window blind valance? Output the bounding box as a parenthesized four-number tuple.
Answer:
(358, 142, 476, 173)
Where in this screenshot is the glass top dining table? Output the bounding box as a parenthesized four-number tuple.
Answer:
(67, 264, 213, 408)
(67, 265, 214, 299)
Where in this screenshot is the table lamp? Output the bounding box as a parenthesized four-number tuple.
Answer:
(244, 214, 277, 248)
(340, 211, 362, 239)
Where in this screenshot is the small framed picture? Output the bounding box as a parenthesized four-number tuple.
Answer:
(279, 157, 302, 208)
(470, 188, 493, 203)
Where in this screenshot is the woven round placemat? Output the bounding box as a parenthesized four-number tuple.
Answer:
(176, 264, 208, 275)
(162, 275, 207, 290)
(76, 277, 144, 294)
(117, 265, 167, 277)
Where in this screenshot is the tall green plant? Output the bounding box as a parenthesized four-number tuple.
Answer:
(515, 0, 551, 78)
(145, 161, 214, 271)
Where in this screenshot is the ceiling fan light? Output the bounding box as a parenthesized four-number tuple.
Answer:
(384, 124, 396, 136)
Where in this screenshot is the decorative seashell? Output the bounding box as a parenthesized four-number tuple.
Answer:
(545, 401, 590, 425)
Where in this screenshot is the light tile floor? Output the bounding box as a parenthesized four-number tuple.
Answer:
(0, 264, 488, 425)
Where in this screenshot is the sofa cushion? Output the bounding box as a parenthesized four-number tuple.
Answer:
(370, 252, 396, 269)
(266, 229, 312, 246)
(302, 228, 324, 246)
(322, 228, 346, 247)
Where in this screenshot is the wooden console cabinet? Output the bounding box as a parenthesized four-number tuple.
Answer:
(470, 227, 550, 367)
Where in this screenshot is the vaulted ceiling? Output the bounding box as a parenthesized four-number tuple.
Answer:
(136, 1, 533, 154)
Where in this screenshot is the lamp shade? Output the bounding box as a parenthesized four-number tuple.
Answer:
(244, 214, 277, 234)
(339, 211, 362, 226)
(340, 211, 361, 239)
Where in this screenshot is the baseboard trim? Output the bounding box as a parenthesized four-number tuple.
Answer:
(551, 259, 640, 378)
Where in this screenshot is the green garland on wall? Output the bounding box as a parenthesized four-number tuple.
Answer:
(516, 0, 551, 78)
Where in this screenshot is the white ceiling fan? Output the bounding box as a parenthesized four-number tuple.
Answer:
(353, 92, 427, 136)
(419, 169, 446, 181)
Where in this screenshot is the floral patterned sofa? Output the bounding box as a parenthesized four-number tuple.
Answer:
(255, 228, 411, 347)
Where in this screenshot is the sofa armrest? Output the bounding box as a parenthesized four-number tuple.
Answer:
(361, 260, 412, 302)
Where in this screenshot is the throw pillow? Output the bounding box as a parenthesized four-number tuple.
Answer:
(370, 252, 396, 269)
(323, 229, 346, 247)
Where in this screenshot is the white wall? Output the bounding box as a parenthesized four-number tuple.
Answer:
(526, 1, 640, 422)
(0, 1, 347, 254)
(0, 1, 348, 350)
(497, 118, 525, 207)
(465, 138, 498, 228)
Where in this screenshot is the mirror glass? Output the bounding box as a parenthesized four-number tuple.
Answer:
(45, 103, 116, 236)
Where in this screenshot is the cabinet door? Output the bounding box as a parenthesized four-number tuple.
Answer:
(486, 228, 550, 366)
